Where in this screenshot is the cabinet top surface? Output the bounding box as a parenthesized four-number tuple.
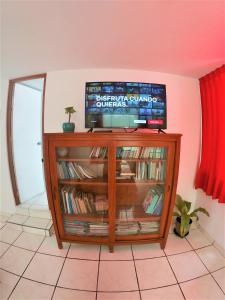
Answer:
(44, 132, 182, 141)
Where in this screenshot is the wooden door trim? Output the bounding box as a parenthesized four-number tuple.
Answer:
(6, 73, 47, 206)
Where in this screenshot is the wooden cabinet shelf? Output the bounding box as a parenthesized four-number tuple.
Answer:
(44, 132, 181, 252)
(116, 159, 166, 162)
(63, 213, 108, 222)
(59, 178, 107, 185)
(116, 179, 164, 185)
(57, 158, 107, 163)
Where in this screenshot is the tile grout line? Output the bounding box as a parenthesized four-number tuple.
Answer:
(95, 245, 101, 300)
(163, 248, 186, 300)
(131, 245, 142, 300)
(0, 229, 24, 260)
(1, 230, 224, 297)
(185, 236, 225, 296)
(51, 243, 71, 300)
(6, 233, 47, 300)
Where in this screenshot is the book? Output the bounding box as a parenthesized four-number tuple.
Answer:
(143, 185, 164, 215)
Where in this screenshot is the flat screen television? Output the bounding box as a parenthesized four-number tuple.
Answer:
(85, 82, 167, 129)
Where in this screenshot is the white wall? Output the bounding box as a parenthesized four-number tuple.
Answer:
(196, 190, 225, 250)
(1, 68, 201, 216)
(0, 79, 15, 213)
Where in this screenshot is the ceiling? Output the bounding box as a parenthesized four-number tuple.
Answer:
(2, 0, 225, 79)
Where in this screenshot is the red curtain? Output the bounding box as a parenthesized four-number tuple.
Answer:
(195, 65, 225, 203)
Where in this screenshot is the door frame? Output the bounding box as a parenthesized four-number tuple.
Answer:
(7, 73, 47, 205)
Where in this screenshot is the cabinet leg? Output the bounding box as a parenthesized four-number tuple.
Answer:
(57, 239, 63, 249)
(109, 245, 114, 253)
(160, 240, 166, 250)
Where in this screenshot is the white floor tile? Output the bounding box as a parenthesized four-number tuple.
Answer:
(9, 278, 55, 300)
(180, 274, 225, 300)
(22, 225, 46, 236)
(29, 206, 51, 219)
(13, 231, 45, 251)
(0, 269, 20, 300)
(98, 260, 138, 291)
(212, 268, 225, 293)
(0, 241, 10, 257)
(132, 243, 165, 259)
(24, 216, 50, 229)
(186, 228, 213, 249)
(100, 245, 132, 260)
(135, 257, 176, 290)
(0, 225, 22, 244)
(168, 251, 208, 282)
(97, 291, 141, 300)
(7, 214, 29, 225)
(196, 245, 225, 272)
(23, 253, 64, 285)
(164, 233, 192, 255)
(6, 223, 23, 231)
(53, 287, 96, 300)
(0, 245, 34, 275)
(58, 258, 98, 290)
(68, 243, 99, 260)
(38, 235, 69, 257)
(141, 284, 184, 300)
(0, 214, 11, 222)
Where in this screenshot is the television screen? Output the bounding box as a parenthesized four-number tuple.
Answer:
(85, 82, 167, 129)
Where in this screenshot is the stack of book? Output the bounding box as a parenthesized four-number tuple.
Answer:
(120, 161, 136, 176)
(64, 220, 88, 235)
(88, 222, 108, 236)
(136, 161, 166, 181)
(60, 187, 108, 215)
(64, 220, 108, 236)
(116, 222, 139, 235)
(57, 162, 96, 180)
(89, 147, 108, 158)
(143, 185, 164, 215)
(139, 221, 160, 233)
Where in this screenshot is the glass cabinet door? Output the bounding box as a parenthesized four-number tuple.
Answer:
(55, 145, 109, 238)
(115, 145, 168, 237)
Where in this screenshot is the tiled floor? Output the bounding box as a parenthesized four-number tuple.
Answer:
(16, 193, 51, 219)
(0, 224, 225, 300)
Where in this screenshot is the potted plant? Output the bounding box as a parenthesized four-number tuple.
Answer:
(63, 106, 76, 132)
(173, 194, 209, 238)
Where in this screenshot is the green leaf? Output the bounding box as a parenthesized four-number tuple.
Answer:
(184, 201, 191, 213)
(175, 195, 184, 213)
(64, 106, 76, 114)
(190, 207, 210, 218)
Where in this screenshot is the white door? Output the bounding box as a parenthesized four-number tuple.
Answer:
(12, 80, 45, 203)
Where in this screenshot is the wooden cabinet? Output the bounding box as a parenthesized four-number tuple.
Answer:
(44, 132, 181, 252)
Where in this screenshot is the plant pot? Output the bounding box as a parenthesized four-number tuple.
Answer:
(63, 122, 75, 132)
(174, 217, 192, 238)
